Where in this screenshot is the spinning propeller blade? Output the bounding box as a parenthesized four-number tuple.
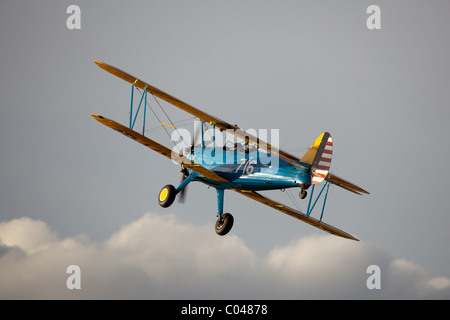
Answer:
(178, 170, 188, 203)
(178, 122, 202, 202)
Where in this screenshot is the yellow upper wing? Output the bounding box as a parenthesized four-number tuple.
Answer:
(95, 61, 235, 130)
(94, 61, 306, 169)
(95, 61, 369, 195)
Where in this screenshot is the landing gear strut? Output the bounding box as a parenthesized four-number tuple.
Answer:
(158, 172, 196, 208)
(158, 184, 235, 236)
(214, 188, 234, 236)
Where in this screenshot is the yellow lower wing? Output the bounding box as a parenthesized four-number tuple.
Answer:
(233, 189, 359, 241)
(92, 114, 229, 183)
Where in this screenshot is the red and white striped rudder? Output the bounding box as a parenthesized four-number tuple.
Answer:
(311, 133, 332, 184)
(300, 132, 333, 185)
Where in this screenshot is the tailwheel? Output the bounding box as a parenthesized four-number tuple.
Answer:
(158, 184, 176, 208)
(215, 213, 234, 236)
(299, 189, 307, 199)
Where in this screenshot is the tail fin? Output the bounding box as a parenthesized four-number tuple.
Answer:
(301, 132, 333, 185)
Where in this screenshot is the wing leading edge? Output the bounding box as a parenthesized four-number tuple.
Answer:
(233, 189, 359, 241)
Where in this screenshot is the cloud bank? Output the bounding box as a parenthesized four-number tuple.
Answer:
(0, 213, 449, 299)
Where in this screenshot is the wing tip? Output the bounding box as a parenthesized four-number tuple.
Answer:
(346, 233, 360, 241)
(94, 60, 113, 72)
(326, 173, 370, 195)
(91, 113, 103, 120)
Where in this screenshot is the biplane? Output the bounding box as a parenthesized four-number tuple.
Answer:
(92, 61, 369, 241)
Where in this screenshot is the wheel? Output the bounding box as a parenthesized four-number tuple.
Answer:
(299, 189, 307, 199)
(215, 213, 234, 236)
(158, 184, 176, 208)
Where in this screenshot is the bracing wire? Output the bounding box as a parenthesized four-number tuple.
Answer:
(144, 117, 195, 133)
(285, 188, 302, 212)
(135, 87, 191, 151)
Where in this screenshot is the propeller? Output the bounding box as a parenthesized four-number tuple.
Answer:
(178, 121, 201, 203)
(178, 167, 188, 203)
(191, 120, 202, 151)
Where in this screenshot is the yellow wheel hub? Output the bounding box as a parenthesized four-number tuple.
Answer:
(159, 188, 168, 202)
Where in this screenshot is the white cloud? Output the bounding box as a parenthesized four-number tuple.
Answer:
(0, 213, 449, 299)
(0, 217, 59, 254)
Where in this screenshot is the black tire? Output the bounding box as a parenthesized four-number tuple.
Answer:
(299, 189, 307, 199)
(215, 213, 234, 236)
(158, 184, 176, 208)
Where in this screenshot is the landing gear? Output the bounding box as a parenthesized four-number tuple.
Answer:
(215, 213, 234, 236)
(158, 173, 195, 208)
(299, 183, 310, 199)
(158, 184, 176, 208)
(299, 189, 308, 199)
(214, 188, 234, 236)
(158, 184, 235, 236)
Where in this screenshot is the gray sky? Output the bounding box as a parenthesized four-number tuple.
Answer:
(1, 1, 450, 299)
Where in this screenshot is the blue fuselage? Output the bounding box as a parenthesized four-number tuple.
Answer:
(186, 145, 311, 190)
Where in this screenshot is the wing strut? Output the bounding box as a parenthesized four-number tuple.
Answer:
(127, 82, 192, 153)
(306, 181, 331, 221)
(129, 83, 148, 134)
(91, 114, 229, 183)
(94, 60, 308, 170)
